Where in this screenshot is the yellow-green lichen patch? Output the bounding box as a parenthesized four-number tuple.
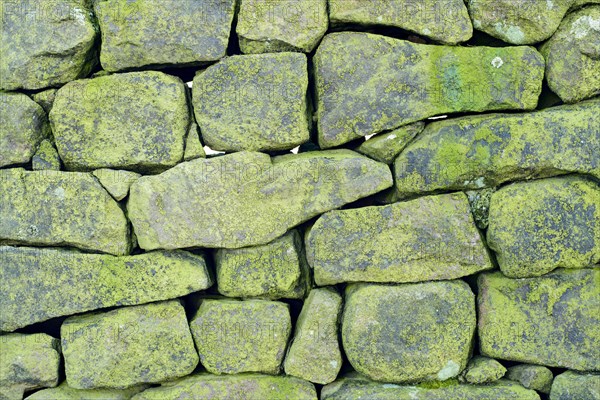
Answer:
(25, 382, 148, 400)
(549, 371, 600, 400)
(506, 364, 554, 394)
(460, 356, 506, 384)
(92, 168, 141, 201)
(356, 122, 425, 164)
(32, 140, 61, 171)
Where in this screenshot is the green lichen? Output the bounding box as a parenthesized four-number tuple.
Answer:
(466, 188, 496, 229)
(550, 371, 600, 400)
(32, 140, 61, 171)
(356, 122, 425, 164)
(25, 382, 148, 400)
(460, 356, 506, 384)
(31, 89, 58, 114)
(506, 364, 554, 394)
(92, 168, 141, 201)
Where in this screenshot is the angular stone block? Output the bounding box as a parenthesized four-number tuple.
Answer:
(506, 364, 554, 394)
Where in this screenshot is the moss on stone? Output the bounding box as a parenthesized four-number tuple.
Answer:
(550, 371, 600, 400)
(92, 168, 141, 201)
(466, 188, 495, 229)
(25, 382, 148, 400)
(506, 364, 554, 394)
(356, 122, 425, 164)
(460, 356, 506, 384)
(32, 140, 61, 171)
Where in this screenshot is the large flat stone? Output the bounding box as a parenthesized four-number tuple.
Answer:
(26, 383, 148, 400)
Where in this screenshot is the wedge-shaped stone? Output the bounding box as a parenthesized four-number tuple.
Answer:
(356, 122, 424, 164)
(550, 371, 600, 400)
(128, 150, 392, 250)
(487, 176, 600, 278)
(478, 269, 600, 371)
(0, 0, 97, 90)
(51, 71, 189, 172)
(394, 100, 600, 198)
(62, 301, 198, 389)
(0, 246, 211, 331)
(192, 53, 309, 152)
(131, 374, 317, 400)
(0, 169, 130, 255)
(314, 32, 544, 148)
(507, 364, 554, 394)
(95, 0, 235, 71)
(307, 193, 492, 286)
(32, 140, 61, 171)
(92, 169, 141, 201)
(26, 383, 148, 400)
(342, 281, 476, 383)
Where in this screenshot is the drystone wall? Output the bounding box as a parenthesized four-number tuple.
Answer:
(1, 0, 599, 399)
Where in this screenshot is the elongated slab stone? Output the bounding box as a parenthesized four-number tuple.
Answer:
(0, 246, 212, 331)
(26, 383, 148, 400)
(478, 269, 600, 371)
(0, 169, 130, 255)
(62, 301, 199, 389)
(550, 371, 600, 400)
(307, 192, 492, 286)
(356, 122, 425, 164)
(314, 32, 544, 148)
(51, 71, 189, 172)
(131, 374, 317, 400)
(128, 150, 392, 250)
(394, 99, 600, 198)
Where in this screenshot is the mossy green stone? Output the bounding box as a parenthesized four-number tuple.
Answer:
(314, 32, 544, 148)
(550, 371, 600, 400)
(31, 89, 57, 114)
(62, 301, 199, 389)
(507, 364, 554, 394)
(466, 188, 495, 229)
(0, 92, 50, 167)
(0, 246, 212, 331)
(216, 231, 308, 299)
(356, 122, 425, 164)
(478, 269, 600, 370)
(284, 288, 343, 384)
(51, 71, 189, 172)
(128, 150, 392, 250)
(487, 176, 600, 278)
(541, 6, 600, 103)
(0, 334, 60, 399)
(183, 123, 206, 161)
(460, 356, 506, 384)
(342, 281, 476, 383)
(190, 299, 292, 374)
(32, 140, 61, 171)
(0, 0, 97, 91)
(26, 382, 148, 400)
(192, 53, 309, 152)
(307, 192, 492, 285)
(0, 169, 130, 255)
(329, 0, 473, 44)
(131, 373, 317, 400)
(95, 0, 235, 71)
(394, 99, 600, 198)
(93, 169, 141, 201)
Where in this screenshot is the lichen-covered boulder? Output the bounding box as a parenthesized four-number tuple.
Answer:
(460, 356, 506, 384)
(192, 53, 309, 152)
(0, 92, 50, 167)
(51, 71, 189, 172)
(190, 299, 292, 374)
(487, 176, 600, 278)
(394, 99, 600, 198)
(550, 371, 600, 400)
(237, 0, 328, 53)
(0, 169, 130, 255)
(342, 281, 476, 383)
(478, 269, 600, 370)
(307, 193, 492, 286)
(128, 150, 392, 250)
(507, 364, 554, 394)
(0, 246, 211, 331)
(284, 288, 343, 384)
(0, 334, 60, 399)
(329, 0, 473, 44)
(355, 122, 425, 164)
(25, 383, 148, 400)
(541, 6, 600, 103)
(0, 0, 97, 90)
(62, 301, 199, 389)
(131, 374, 317, 400)
(92, 169, 141, 201)
(314, 32, 544, 148)
(94, 0, 235, 71)
(216, 231, 308, 299)
(32, 140, 61, 171)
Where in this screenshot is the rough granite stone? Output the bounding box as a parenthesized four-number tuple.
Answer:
(356, 122, 425, 164)
(51, 71, 189, 172)
(314, 32, 544, 148)
(31, 89, 57, 114)
(93, 169, 141, 201)
(183, 123, 206, 161)
(0, 169, 130, 255)
(62, 301, 199, 389)
(25, 383, 148, 400)
(507, 364, 554, 394)
(32, 140, 61, 171)
(478, 268, 600, 371)
(342, 281, 476, 383)
(128, 150, 392, 250)
(550, 371, 600, 400)
(460, 356, 506, 384)
(192, 53, 309, 152)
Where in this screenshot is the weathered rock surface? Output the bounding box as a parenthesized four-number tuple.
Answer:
(192, 53, 309, 152)
(342, 281, 476, 383)
(92, 169, 141, 201)
(51, 71, 189, 172)
(31, 89, 57, 114)
(62, 301, 198, 389)
(0, 246, 211, 331)
(314, 32, 544, 148)
(394, 99, 600, 197)
(356, 122, 425, 164)
(32, 140, 61, 171)
(550, 371, 600, 400)
(183, 123, 206, 161)
(478, 269, 600, 370)
(487, 176, 600, 278)
(466, 188, 495, 229)
(460, 356, 506, 384)
(307, 193, 492, 285)
(190, 299, 292, 374)
(216, 231, 308, 299)
(237, 0, 328, 53)
(128, 150, 392, 250)
(0, 169, 130, 255)
(507, 364, 554, 394)
(94, 0, 236, 71)
(329, 0, 473, 44)
(26, 383, 148, 400)
(284, 288, 343, 384)
(0, 0, 97, 90)
(0, 92, 50, 167)
(541, 5, 600, 103)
